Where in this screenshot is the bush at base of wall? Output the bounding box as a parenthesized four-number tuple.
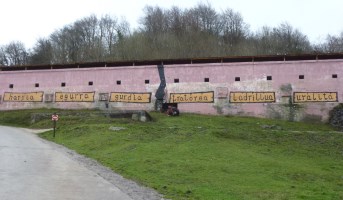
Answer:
(329, 104, 343, 130)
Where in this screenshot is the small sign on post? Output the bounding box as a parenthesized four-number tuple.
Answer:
(52, 114, 59, 121)
(51, 113, 59, 138)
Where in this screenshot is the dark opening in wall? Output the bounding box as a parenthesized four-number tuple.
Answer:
(117, 80, 121, 85)
(332, 74, 338, 78)
(174, 78, 179, 83)
(61, 82, 66, 87)
(88, 81, 93, 86)
(299, 75, 304, 79)
(35, 83, 39, 88)
(267, 76, 272, 80)
(145, 80, 150, 84)
(9, 84, 13, 88)
(235, 77, 240, 81)
(204, 78, 209, 82)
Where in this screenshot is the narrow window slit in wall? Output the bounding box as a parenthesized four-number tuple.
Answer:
(174, 78, 179, 83)
(145, 80, 150, 84)
(235, 77, 240, 81)
(267, 76, 272, 80)
(9, 84, 14, 88)
(88, 81, 93, 86)
(35, 83, 39, 88)
(117, 80, 121, 85)
(204, 78, 209, 82)
(299, 75, 304, 79)
(61, 82, 66, 87)
(332, 74, 338, 78)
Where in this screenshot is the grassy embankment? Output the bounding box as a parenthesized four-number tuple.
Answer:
(0, 109, 342, 200)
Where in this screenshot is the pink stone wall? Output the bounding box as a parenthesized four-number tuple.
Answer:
(0, 59, 342, 121)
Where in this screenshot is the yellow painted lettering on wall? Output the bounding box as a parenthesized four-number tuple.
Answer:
(110, 92, 151, 103)
(230, 92, 275, 103)
(169, 92, 214, 103)
(293, 92, 338, 103)
(3, 92, 44, 102)
(55, 92, 95, 102)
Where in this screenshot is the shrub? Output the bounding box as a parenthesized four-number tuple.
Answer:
(329, 104, 343, 130)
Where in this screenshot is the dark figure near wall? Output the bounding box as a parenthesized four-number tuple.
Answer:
(167, 106, 180, 116)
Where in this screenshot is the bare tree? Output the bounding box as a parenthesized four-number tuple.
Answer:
(191, 3, 219, 34)
(101, 15, 131, 60)
(254, 26, 278, 55)
(272, 22, 312, 54)
(74, 15, 104, 61)
(140, 6, 169, 35)
(219, 8, 249, 45)
(166, 6, 185, 36)
(321, 32, 343, 53)
(0, 41, 28, 66)
(47, 14, 130, 63)
(0, 46, 7, 66)
(254, 23, 312, 55)
(50, 26, 77, 63)
(100, 15, 118, 56)
(30, 38, 53, 65)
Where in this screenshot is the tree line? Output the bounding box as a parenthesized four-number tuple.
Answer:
(1, 3, 342, 66)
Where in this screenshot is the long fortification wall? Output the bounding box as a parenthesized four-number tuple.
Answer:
(0, 56, 342, 122)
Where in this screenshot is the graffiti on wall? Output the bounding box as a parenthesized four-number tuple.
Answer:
(110, 92, 151, 103)
(3, 92, 44, 102)
(169, 91, 214, 103)
(293, 92, 338, 103)
(230, 92, 275, 103)
(55, 92, 95, 102)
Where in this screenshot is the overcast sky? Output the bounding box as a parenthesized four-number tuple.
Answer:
(1, 0, 342, 48)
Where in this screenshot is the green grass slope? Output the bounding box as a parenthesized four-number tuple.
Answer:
(1, 109, 342, 199)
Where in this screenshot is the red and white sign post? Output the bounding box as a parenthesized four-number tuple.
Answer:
(51, 113, 59, 137)
(52, 114, 59, 121)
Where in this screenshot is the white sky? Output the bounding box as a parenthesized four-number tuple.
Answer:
(1, 0, 342, 48)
